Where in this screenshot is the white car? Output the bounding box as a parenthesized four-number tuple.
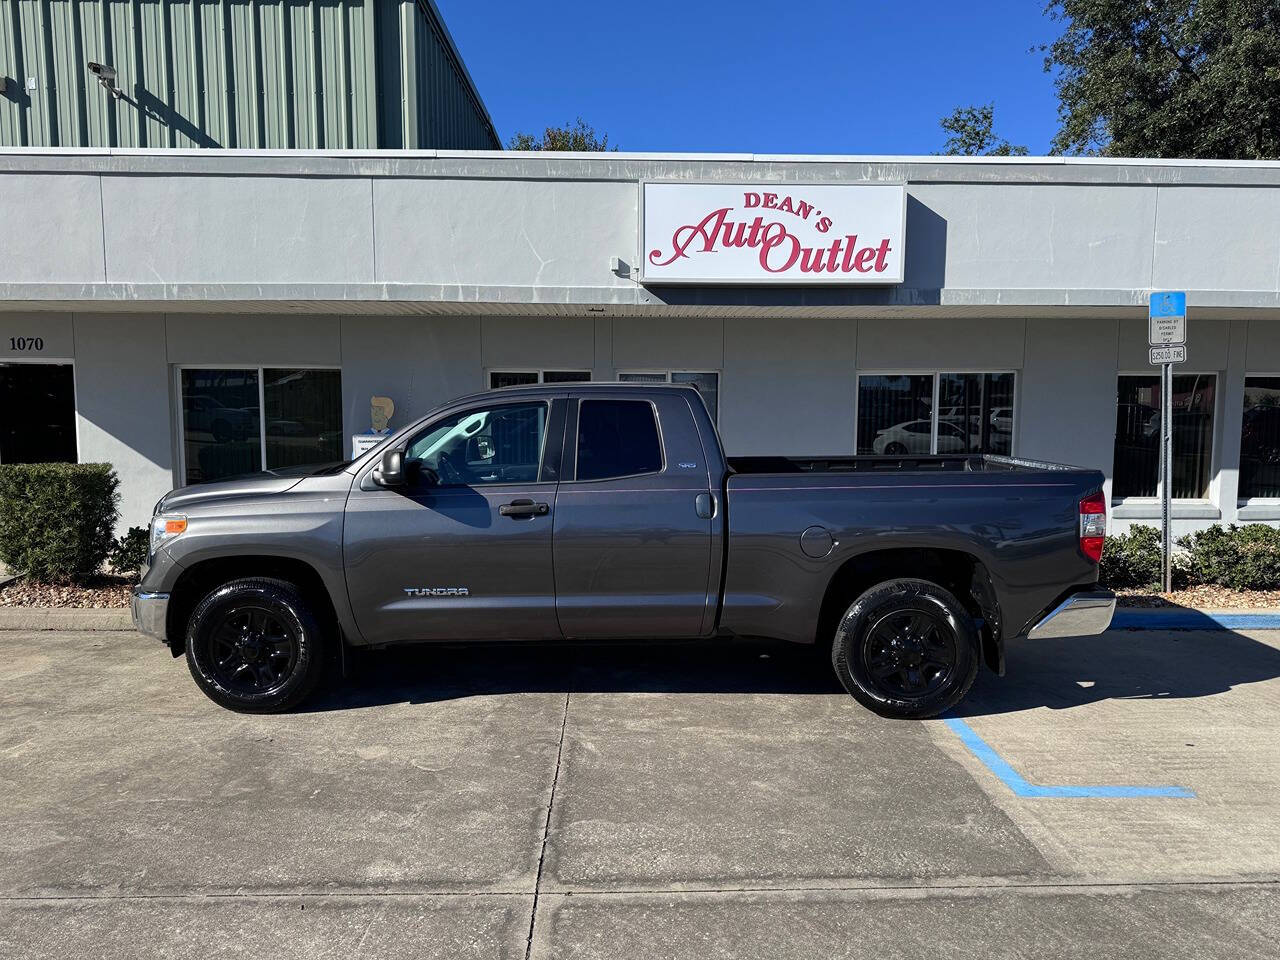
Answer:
(872, 420, 972, 455)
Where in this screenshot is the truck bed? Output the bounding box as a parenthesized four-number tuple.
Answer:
(719, 455, 1105, 647)
(727, 454, 1086, 475)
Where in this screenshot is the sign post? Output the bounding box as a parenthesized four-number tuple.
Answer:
(1149, 292, 1187, 593)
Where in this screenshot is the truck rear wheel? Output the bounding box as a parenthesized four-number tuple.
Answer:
(185, 577, 327, 713)
(831, 578, 979, 719)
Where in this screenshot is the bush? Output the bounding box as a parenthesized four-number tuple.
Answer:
(1098, 524, 1163, 590)
(0, 463, 120, 583)
(108, 526, 150, 577)
(1179, 523, 1280, 590)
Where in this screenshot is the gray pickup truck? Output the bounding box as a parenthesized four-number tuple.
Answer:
(133, 382, 1114, 719)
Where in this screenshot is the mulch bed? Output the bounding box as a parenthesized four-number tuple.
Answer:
(1116, 585, 1280, 609)
(0, 575, 137, 609)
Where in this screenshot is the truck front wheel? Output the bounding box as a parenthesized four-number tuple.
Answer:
(184, 577, 328, 713)
(831, 578, 979, 719)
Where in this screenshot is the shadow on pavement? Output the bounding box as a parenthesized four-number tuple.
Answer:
(304, 640, 843, 711)
(301, 629, 1280, 715)
(955, 628, 1280, 717)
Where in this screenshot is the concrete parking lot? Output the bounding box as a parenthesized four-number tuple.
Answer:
(2, 626, 1279, 959)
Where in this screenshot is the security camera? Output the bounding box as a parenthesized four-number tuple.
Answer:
(87, 61, 122, 99)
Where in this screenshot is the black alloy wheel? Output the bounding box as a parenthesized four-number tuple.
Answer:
(831, 578, 980, 719)
(206, 604, 300, 696)
(185, 577, 328, 713)
(861, 608, 957, 699)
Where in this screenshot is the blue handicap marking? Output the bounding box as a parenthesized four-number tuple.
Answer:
(943, 716, 1195, 799)
(1149, 290, 1187, 318)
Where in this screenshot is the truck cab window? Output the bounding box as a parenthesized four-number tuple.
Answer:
(405, 402, 547, 486)
(576, 400, 662, 481)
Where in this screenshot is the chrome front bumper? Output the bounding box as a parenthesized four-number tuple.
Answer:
(1027, 590, 1116, 639)
(131, 588, 170, 643)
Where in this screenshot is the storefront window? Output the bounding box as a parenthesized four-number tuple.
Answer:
(857, 373, 1014, 455)
(180, 367, 342, 485)
(1240, 377, 1280, 500)
(263, 369, 343, 470)
(618, 371, 720, 422)
(490, 370, 591, 389)
(1113, 374, 1216, 500)
(939, 373, 1014, 455)
(0, 362, 77, 464)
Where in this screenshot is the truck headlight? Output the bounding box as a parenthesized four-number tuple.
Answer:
(150, 514, 188, 556)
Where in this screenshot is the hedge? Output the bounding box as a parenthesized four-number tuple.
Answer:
(1100, 522, 1280, 592)
(108, 525, 150, 577)
(0, 463, 120, 583)
(1178, 523, 1280, 591)
(1098, 524, 1164, 590)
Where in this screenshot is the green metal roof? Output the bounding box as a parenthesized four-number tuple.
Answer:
(0, 0, 500, 149)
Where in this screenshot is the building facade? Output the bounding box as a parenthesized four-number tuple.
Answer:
(0, 0, 498, 150)
(1, 149, 1279, 538)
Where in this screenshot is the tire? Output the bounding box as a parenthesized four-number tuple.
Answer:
(884, 442, 908, 456)
(830, 578, 979, 719)
(211, 418, 232, 443)
(185, 577, 328, 713)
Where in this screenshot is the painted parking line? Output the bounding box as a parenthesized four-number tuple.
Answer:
(943, 717, 1195, 799)
(1111, 609, 1280, 630)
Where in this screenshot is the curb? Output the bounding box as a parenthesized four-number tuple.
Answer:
(1111, 607, 1280, 630)
(0, 608, 133, 631)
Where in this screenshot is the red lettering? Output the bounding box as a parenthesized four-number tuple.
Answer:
(841, 235, 859, 273)
(759, 223, 799, 272)
(873, 238, 892, 272)
(824, 239, 842, 272)
(648, 207, 731, 266)
(720, 219, 749, 248)
(799, 246, 827, 272)
(649, 201, 890, 279)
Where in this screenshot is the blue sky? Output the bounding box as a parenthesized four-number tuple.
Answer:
(435, 0, 1063, 155)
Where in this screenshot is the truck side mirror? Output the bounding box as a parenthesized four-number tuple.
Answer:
(373, 449, 405, 487)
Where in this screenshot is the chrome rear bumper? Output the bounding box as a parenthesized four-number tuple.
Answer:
(1027, 590, 1116, 639)
(131, 588, 170, 643)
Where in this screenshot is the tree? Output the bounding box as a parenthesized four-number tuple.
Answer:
(507, 118, 618, 151)
(1044, 0, 1280, 158)
(939, 103, 1030, 156)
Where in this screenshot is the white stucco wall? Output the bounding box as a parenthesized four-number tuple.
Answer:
(3, 152, 1280, 539)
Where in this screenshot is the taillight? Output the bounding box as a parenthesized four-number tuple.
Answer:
(1079, 492, 1106, 563)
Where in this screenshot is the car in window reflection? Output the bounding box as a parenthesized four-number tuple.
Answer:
(185, 395, 258, 442)
(267, 419, 313, 437)
(872, 419, 975, 455)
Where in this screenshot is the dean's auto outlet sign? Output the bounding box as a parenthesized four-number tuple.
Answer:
(640, 181, 906, 285)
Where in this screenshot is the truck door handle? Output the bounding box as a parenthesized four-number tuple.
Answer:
(499, 499, 549, 518)
(695, 492, 716, 519)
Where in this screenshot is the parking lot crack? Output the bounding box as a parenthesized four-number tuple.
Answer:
(525, 691, 571, 960)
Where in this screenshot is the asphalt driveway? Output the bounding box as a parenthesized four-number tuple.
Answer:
(2, 626, 1279, 958)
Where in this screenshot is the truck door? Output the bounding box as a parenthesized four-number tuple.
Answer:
(553, 392, 715, 639)
(343, 398, 565, 644)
